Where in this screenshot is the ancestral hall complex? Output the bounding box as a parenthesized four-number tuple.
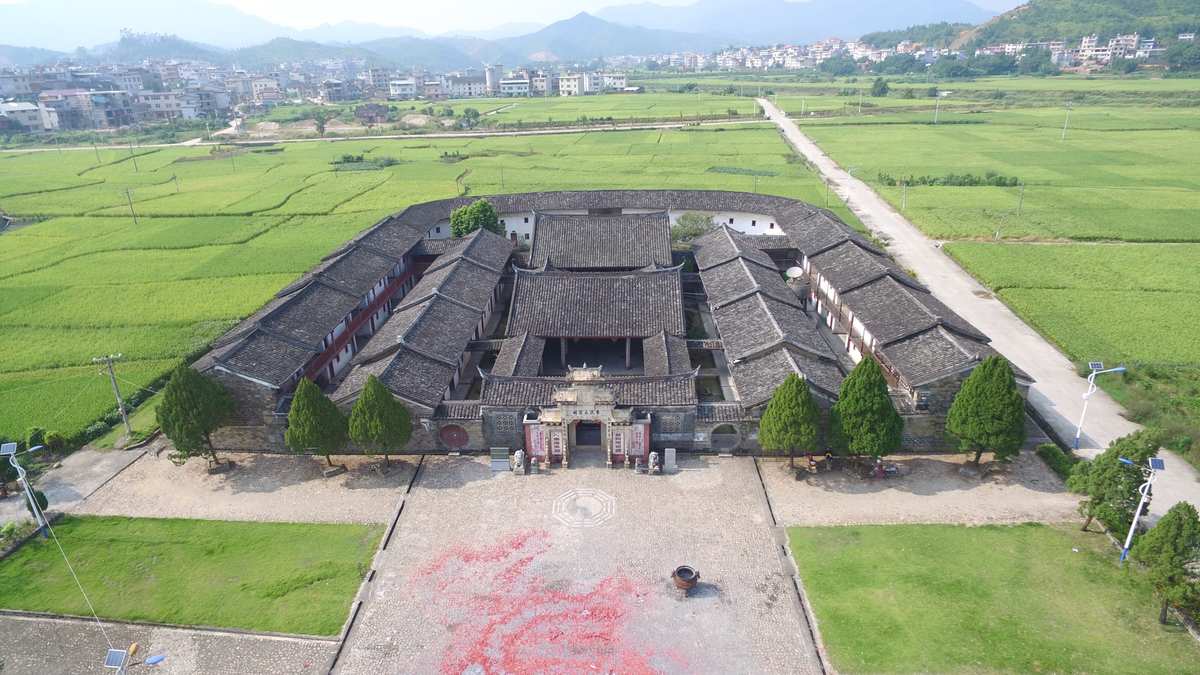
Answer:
(197, 190, 1029, 463)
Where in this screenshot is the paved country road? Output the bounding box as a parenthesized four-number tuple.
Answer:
(757, 98, 1197, 520)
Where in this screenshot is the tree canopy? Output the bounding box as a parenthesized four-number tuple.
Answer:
(348, 375, 412, 465)
(946, 356, 1027, 464)
(1131, 501, 1200, 624)
(831, 358, 903, 458)
(450, 199, 502, 238)
(759, 374, 821, 464)
(157, 363, 233, 466)
(285, 377, 348, 466)
(1067, 430, 1160, 533)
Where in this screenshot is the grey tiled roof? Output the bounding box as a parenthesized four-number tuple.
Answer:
(507, 267, 685, 338)
(699, 256, 793, 308)
(880, 327, 989, 388)
(807, 240, 921, 294)
(642, 332, 692, 376)
(491, 332, 546, 377)
(711, 292, 830, 362)
(258, 281, 360, 348)
(841, 275, 986, 347)
(218, 330, 316, 387)
(434, 400, 482, 420)
(730, 344, 844, 408)
(696, 402, 748, 422)
(530, 212, 673, 269)
(691, 225, 779, 271)
(362, 294, 481, 365)
(481, 371, 698, 407)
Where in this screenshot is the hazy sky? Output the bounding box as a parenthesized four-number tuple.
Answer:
(212, 0, 1023, 35)
(210, 0, 696, 34)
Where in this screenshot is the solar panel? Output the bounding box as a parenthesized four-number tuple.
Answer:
(103, 649, 127, 669)
(0, 442, 16, 456)
(1149, 458, 1166, 471)
(1088, 361, 1104, 371)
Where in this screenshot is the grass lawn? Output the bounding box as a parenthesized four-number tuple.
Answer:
(789, 523, 1200, 674)
(0, 515, 381, 635)
(93, 391, 162, 449)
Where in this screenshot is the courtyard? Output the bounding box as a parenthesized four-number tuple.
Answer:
(335, 454, 823, 675)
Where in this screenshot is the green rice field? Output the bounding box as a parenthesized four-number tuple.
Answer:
(0, 123, 855, 440)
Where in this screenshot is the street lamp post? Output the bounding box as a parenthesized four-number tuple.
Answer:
(1118, 455, 1165, 563)
(2, 443, 48, 536)
(1073, 362, 1126, 451)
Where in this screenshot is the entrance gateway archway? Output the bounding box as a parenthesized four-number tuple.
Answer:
(523, 367, 650, 470)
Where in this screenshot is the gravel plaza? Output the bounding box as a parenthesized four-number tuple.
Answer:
(74, 451, 416, 524)
(758, 451, 1080, 527)
(335, 453, 824, 675)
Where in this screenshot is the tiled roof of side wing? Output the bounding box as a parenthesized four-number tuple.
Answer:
(840, 275, 988, 347)
(491, 332, 546, 377)
(217, 329, 317, 387)
(642, 332, 692, 376)
(731, 344, 844, 408)
(807, 240, 924, 294)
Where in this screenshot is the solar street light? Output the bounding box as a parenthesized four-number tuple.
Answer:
(1073, 364, 1126, 450)
(1120, 456, 1165, 563)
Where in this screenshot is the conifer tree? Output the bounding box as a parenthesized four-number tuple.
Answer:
(946, 356, 1026, 464)
(1131, 501, 1200, 624)
(830, 358, 903, 459)
(349, 375, 412, 467)
(759, 373, 820, 468)
(286, 377, 348, 466)
(157, 363, 233, 466)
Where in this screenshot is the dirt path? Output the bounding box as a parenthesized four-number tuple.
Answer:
(757, 97, 1197, 520)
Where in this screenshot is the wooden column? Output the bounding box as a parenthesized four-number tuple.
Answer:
(625, 338, 631, 369)
(560, 337, 567, 368)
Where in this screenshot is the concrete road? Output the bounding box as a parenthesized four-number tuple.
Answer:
(0, 447, 144, 526)
(758, 98, 1197, 519)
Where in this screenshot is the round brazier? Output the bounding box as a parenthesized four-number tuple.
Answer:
(672, 565, 699, 590)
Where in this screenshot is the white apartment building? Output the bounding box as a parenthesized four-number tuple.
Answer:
(389, 79, 417, 99)
(136, 90, 183, 120)
(444, 75, 486, 98)
(499, 78, 531, 97)
(0, 102, 43, 132)
(0, 72, 33, 97)
(251, 77, 282, 103)
(558, 73, 585, 96)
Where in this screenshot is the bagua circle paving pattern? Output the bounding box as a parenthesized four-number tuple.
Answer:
(552, 487, 616, 527)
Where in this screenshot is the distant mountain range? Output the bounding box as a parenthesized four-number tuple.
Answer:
(0, 12, 727, 70)
(597, 0, 995, 45)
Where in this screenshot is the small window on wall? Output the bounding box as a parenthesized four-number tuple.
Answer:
(770, 222, 776, 229)
(501, 219, 506, 226)
(524, 217, 529, 223)
(751, 220, 757, 227)
(524, 233, 530, 240)
(728, 217, 734, 224)
(435, 226, 441, 234)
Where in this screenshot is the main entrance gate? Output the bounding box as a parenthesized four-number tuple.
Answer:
(523, 367, 650, 469)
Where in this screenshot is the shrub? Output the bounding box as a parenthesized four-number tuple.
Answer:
(1036, 443, 1077, 480)
(43, 431, 67, 452)
(25, 426, 45, 449)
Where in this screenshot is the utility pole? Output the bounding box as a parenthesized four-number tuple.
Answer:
(1017, 183, 1025, 215)
(1061, 103, 1072, 141)
(172, 174, 180, 193)
(128, 141, 138, 171)
(858, 89, 863, 115)
(124, 189, 139, 225)
(93, 142, 101, 163)
(901, 182, 907, 210)
(752, 174, 758, 193)
(934, 98, 940, 125)
(500, 166, 505, 191)
(800, 97, 806, 116)
(93, 354, 132, 436)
